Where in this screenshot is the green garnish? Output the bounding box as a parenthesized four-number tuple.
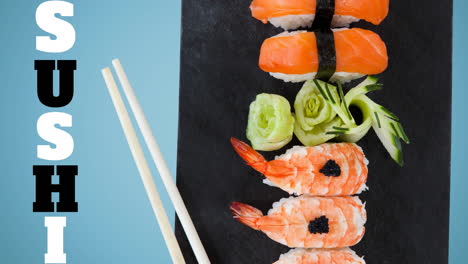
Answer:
(294, 80, 343, 146)
(295, 80, 337, 132)
(245, 75, 410, 166)
(374, 112, 382, 128)
(294, 116, 342, 146)
(314, 80, 354, 125)
(332, 126, 349, 131)
(344, 76, 380, 102)
(337, 82, 352, 120)
(397, 123, 410, 144)
(246, 93, 295, 151)
(385, 115, 400, 122)
(365, 84, 384, 92)
(379, 106, 399, 120)
(390, 123, 399, 137)
(353, 95, 409, 166)
(314, 79, 328, 100)
(324, 83, 336, 104)
(324, 76, 410, 166)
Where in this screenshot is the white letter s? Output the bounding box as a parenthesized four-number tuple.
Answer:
(37, 112, 74, 161)
(36, 1, 75, 53)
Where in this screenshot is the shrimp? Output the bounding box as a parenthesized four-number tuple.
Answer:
(231, 138, 369, 196)
(274, 248, 366, 264)
(230, 195, 366, 248)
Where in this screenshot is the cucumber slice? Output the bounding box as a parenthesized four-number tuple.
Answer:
(246, 93, 295, 151)
(337, 96, 373, 143)
(313, 80, 355, 126)
(294, 80, 337, 131)
(331, 78, 410, 166)
(358, 95, 410, 166)
(344, 75, 382, 103)
(294, 115, 342, 146)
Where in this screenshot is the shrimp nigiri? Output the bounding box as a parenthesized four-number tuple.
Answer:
(250, 0, 389, 30)
(230, 195, 367, 248)
(274, 248, 366, 264)
(231, 138, 368, 196)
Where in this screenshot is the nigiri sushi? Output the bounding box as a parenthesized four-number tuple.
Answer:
(231, 138, 368, 196)
(259, 28, 388, 83)
(250, 0, 389, 30)
(274, 248, 366, 264)
(230, 195, 367, 248)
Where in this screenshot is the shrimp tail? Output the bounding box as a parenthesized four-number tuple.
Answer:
(230, 137, 267, 172)
(230, 202, 263, 230)
(230, 137, 296, 178)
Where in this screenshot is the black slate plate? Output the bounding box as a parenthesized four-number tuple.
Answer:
(175, 1, 452, 263)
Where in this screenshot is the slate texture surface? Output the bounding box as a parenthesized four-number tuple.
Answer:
(176, 1, 452, 263)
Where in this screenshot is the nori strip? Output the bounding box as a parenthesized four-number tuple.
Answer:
(315, 29, 336, 82)
(311, 0, 335, 29)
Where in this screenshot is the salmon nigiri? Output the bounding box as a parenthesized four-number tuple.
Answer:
(250, 0, 389, 30)
(259, 28, 388, 83)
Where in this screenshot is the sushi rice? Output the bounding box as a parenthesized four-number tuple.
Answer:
(269, 14, 360, 31)
(274, 248, 366, 264)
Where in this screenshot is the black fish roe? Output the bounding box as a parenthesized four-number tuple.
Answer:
(308, 216, 329, 234)
(320, 160, 341, 177)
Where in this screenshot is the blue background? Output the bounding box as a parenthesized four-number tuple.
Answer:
(0, 0, 465, 263)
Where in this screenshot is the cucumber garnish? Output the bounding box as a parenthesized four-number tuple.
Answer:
(245, 76, 410, 166)
(345, 94, 410, 166)
(246, 93, 295, 151)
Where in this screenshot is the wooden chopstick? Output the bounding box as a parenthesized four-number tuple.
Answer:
(111, 59, 211, 264)
(101, 67, 186, 264)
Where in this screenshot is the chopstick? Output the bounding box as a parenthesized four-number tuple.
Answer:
(101, 67, 186, 264)
(111, 59, 211, 264)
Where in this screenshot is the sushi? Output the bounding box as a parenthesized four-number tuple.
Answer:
(230, 195, 367, 248)
(250, 0, 389, 30)
(274, 248, 366, 264)
(259, 28, 388, 83)
(231, 138, 368, 196)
